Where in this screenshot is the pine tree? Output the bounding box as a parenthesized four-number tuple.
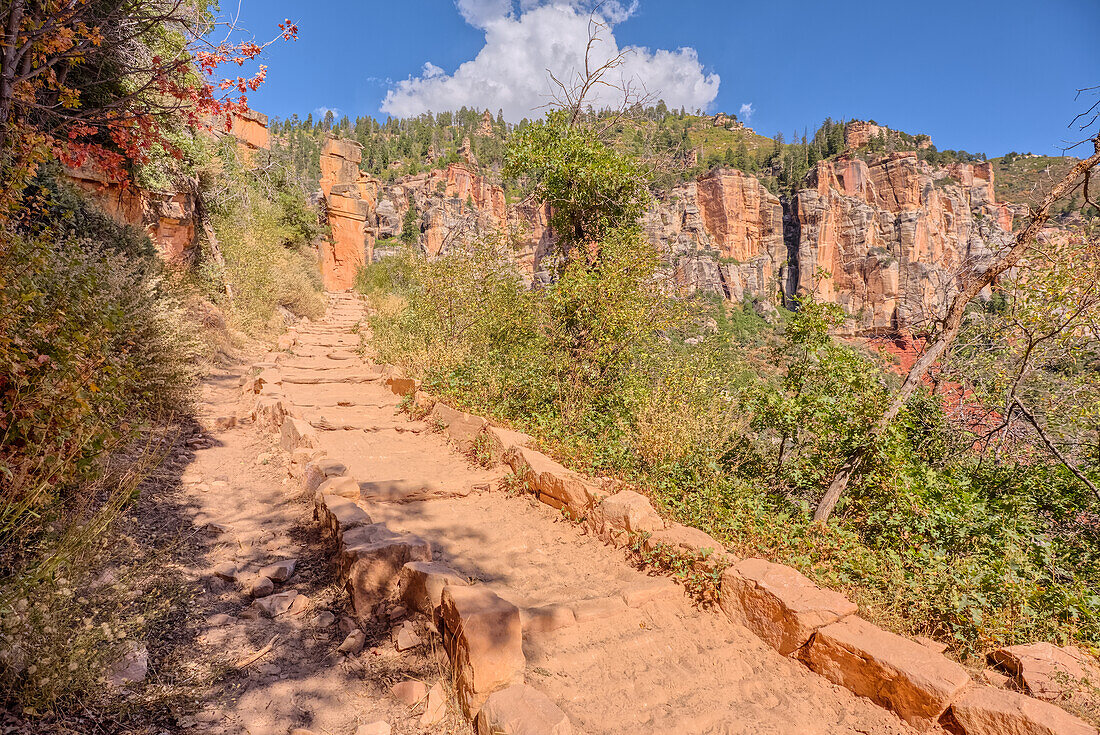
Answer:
(400, 203, 419, 246)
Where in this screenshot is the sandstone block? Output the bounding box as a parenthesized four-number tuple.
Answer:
(107, 642, 148, 687)
(280, 417, 318, 451)
(397, 561, 469, 616)
(594, 490, 664, 545)
(384, 369, 420, 397)
(430, 402, 489, 451)
(252, 396, 288, 428)
(213, 562, 239, 582)
(476, 684, 572, 735)
(643, 523, 729, 567)
(481, 425, 533, 465)
(945, 686, 1097, 735)
(314, 493, 372, 542)
(391, 679, 427, 706)
(803, 616, 972, 730)
(719, 558, 857, 656)
(395, 621, 422, 651)
(989, 642, 1100, 709)
(338, 629, 365, 654)
(421, 682, 447, 726)
(301, 458, 348, 496)
(259, 559, 297, 583)
(247, 575, 274, 598)
(343, 524, 431, 616)
(252, 590, 298, 617)
(441, 586, 525, 717)
(504, 446, 599, 516)
(315, 475, 361, 501)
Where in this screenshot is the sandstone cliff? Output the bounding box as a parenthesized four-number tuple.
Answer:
(789, 153, 1013, 332)
(317, 135, 1016, 334)
(643, 168, 785, 303)
(64, 160, 198, 263)
(62, 111, 274, 264)
(320, 136, 375, 290)
(320, 136, 513, 288)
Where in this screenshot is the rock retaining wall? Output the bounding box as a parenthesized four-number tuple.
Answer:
(250, 313, 1097, 735)
(374, 367, 1096, 735)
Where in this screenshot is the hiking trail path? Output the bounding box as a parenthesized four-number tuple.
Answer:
(175, 292, 917, 735)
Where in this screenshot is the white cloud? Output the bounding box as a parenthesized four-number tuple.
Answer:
(738, 102, 754, 122)
(383, 2, 719, 122)
(455, 0, 514, 29)
(314, 106, 342, 118)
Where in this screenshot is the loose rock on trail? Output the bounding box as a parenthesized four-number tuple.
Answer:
(149, 292, 921, 735)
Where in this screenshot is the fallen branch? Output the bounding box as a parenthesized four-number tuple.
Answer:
(234, 634, 278, 668)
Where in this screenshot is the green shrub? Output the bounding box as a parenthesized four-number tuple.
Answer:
(0, 172, 199, 706)
(203, 141, 325, 334)
(357, 112, 1100, 659)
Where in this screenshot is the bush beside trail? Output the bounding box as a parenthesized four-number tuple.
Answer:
(357, 113, 1100, 659)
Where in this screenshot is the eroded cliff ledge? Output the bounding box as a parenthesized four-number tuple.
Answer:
(319, 135, 1014, 335)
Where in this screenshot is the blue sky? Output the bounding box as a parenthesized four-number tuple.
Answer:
(231, 0, 1099, 157)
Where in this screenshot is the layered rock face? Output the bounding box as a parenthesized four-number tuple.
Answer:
(64, 161, 197, 263)
(228, 110, 271, 164)
(319, 137, 377, 290)
(845, 120, 933, 150)
(320, 136, 512, 289)
(62, 109, 274, 264)
(319, 134, 1015, 334)
(643, 168, 786, 302)
(789, 153, 1013, 332)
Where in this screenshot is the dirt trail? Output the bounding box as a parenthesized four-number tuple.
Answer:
(153, 319, 466, 734)
(249, 293, 919, 735)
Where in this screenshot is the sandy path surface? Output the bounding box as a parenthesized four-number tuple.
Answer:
(251, 293, 921, 735)
(149, 324, 466, 734)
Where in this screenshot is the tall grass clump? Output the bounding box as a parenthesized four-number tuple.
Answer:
(0, 170, 199, 709)
(201, 138, 326, 335)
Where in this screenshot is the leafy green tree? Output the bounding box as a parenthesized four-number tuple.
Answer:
(400, 203, 420, 246)
(504, 110, 650, 258)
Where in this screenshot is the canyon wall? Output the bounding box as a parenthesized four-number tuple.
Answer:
(643, 168, 786, 303)
(318, 135, 1015, 334)
(320, 137, 376, 290)
(63, 111, 272, 264)
(789, 153, 1013, 332)
(320, 134, 515, 288)
(64, 161, 198, 263)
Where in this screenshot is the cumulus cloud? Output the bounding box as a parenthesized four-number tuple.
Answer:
(738, 102, 754, 122)
(382, 1, 719, 122)
(456, 0, 513, 28)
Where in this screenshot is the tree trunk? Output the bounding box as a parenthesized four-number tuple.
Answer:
(192, 183, 233, 301)
(0, 1, 27, 154)
(814, 140, 1100, 523)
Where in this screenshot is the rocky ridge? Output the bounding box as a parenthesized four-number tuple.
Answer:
(320, 135, 1018, 334)
(63, 111, 272, 264)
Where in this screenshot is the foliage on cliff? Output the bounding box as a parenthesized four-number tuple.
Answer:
(273, 105, 1031, 203)
(198, 136, 326, 335)
(0, 0, 297, 219)
(359, 112, 1100, 656)
(0, 2, 305, 717)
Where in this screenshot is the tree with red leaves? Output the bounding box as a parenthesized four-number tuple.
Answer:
(0, 0, 297, 217)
